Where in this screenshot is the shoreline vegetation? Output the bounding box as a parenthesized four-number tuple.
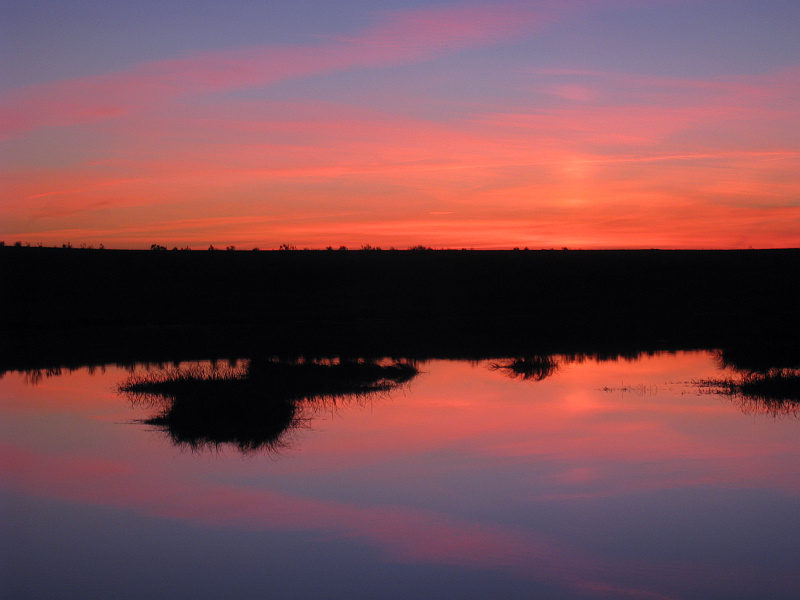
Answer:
(2, 245, 799, 374)
(123, 353, 799, 454)
(118, 353, 798, 455)
(119, 358, 418, 453)
(695, 370, 800, 417)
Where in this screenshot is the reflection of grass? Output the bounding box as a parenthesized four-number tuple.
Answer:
(738, 370, 800, 401)
(143, 385, 300, 453)
(705, 347, 800, 417)
(247, 358, 418, 403)
(488, 356, 559, 381)
(119, 359, 417, 453)
(696, 370, 800, 417)
(119, 364, 247, 405)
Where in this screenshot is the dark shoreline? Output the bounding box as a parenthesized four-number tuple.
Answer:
(2, 247, 799, 373)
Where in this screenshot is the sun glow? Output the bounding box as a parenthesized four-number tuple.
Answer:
(2, 1, 798, 249)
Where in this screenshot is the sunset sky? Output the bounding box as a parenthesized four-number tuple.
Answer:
(2, 0, 799, 249)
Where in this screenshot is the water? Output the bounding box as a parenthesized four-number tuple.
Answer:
(2, 351, 798, 599)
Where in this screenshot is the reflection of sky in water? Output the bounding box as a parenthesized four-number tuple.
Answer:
(2, 352, 799, 599)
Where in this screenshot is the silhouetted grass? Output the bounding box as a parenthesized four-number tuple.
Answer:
(245, 357, 418, 403)
(119, 358, 418, 453)
(695, 370, 800, 417)
(705, 346, 800, 416)
(738, 370, 800, 402)
(118, 364, 247, 405)
(143, 384, 301, 453)
(488, 356, 560, 381)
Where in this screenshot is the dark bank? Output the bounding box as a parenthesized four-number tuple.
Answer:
(2, 246, 799, 372)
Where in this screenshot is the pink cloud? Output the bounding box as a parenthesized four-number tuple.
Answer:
(3, 54, 798, 249)
(330, 2, 544, 54)
(0, 2, 542, 138)
(481, 65, 800, 150)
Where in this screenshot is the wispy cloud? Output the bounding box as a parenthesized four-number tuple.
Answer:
(0, 2, 542, 138)
(3, 3, 798, 249)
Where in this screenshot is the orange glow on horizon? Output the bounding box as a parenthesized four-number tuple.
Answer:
(2, 4, 798, 250)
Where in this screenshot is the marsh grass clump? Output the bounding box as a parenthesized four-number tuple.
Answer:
(120, 363, 279, 453)
(488, 355, 559, 381)
(249, 358, 418, 402)
(737, 370, 800, 402)
(119, 364, 247, 406)
(695, 369, 800, 417)
(143, 388, 301, 453)
(118, 358, 418, 453)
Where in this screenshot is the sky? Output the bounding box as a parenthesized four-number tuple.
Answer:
(2, 0, 799, 249)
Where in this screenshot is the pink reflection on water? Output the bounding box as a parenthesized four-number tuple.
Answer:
(2, 351, 799, 598)
(1, 442, 593, 587)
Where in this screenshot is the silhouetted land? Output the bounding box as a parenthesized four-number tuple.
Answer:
(2, 247, 799, 373)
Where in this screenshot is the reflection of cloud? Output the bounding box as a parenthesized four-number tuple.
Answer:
(3, 439, 789, 600)
(3, 352, 800, 599)
(0, 443, 596, 591)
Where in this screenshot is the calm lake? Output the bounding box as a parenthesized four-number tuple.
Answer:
(2, 350, 798, 599)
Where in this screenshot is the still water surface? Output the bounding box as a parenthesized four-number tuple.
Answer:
(2, 351, 798, 599)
